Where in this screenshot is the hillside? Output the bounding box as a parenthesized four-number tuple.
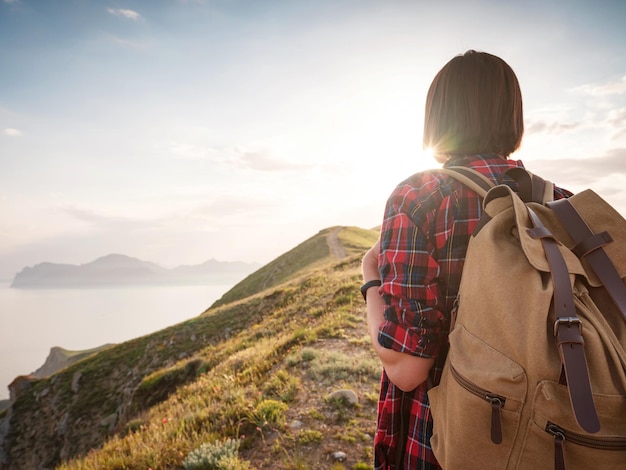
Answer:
(0, 226, 380, 469)
(11, 254, 260, 288)
(211, 226, 378, 308)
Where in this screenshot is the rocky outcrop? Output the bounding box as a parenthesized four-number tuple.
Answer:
(7, 376, 38, 404)
(32, 346, 113, 380)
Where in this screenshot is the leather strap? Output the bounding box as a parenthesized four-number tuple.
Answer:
(548, 197, 626, 324)
(554, 432, 567, 470)
(500, 167, 554, 204)
(527, 207, 601, 433)
(547, 424, 567, 470)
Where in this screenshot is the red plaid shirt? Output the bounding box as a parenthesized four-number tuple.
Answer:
(374, 154, 571, 469)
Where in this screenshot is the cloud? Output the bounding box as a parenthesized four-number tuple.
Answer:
(168, 141, 219, 160)
(64, 206, 160, 231)
(191, 195, 275, 219)
(108, 36, 147, 49)
(607, 107, 626, 140)
(608, 108, 626, 125)
(3, 128, 22, 136)
(528, 148, 626, 186)
(526, 106, 626, 141)
(572, 76, 626, 96)
(107, 8, 141, 20)
(230, 147, 312, 172)
(525, 120, 583, 135)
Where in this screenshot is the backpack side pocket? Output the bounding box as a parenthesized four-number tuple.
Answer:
(429, 325, 527, 469)
(515, 381, 626, 470)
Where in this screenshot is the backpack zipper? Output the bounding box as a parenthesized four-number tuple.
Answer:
(450, 364, 506, 444)
(546, 422, 626, 450)
(545, 422, 626, 470)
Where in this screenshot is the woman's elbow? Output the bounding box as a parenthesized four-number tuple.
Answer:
(387, 369, 428, 392)
(384, 356, 435, 392)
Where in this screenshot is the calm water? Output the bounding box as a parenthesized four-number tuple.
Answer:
(0, 281, 232, 400)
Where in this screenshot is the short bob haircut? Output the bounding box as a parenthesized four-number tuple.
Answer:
(423, 50, 524, 159)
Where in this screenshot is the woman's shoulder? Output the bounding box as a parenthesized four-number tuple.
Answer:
(386, 169, 462, 218)
(392, 169, 451, 199)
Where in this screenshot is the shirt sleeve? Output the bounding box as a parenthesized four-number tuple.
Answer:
(377, 178, 447, 359)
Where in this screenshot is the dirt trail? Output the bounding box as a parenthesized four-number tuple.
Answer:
(327, 227, 347, 259)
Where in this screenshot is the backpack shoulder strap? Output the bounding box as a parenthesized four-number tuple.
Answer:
(438, 167, 495, 199)
(502, 167, 554, 204)
(438, 166, 555, 204)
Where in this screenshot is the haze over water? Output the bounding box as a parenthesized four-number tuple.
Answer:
(0, 282, 231, 401)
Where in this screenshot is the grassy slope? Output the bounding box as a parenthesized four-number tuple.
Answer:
(211, 226, 376, 308)
(1, 226, 380, 469)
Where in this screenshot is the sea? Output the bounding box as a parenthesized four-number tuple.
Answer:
(0, 280, 233, 401)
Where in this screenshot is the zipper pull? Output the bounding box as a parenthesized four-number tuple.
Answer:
(487, 396, 503, 444)
(547, 423, 567, 470)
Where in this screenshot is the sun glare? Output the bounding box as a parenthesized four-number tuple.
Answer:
(422, 147, 435, 161)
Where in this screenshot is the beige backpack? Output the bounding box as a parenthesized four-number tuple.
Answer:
(427, 167, 626, 469)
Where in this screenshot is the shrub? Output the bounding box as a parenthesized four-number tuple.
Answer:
(250, 399, 289, 428)
(182, 438, 247, 470)
(263, 370, 300, 403)
(297, 429, 323, 445)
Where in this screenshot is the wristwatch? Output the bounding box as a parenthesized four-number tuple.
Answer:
(360, 279, 382, 302)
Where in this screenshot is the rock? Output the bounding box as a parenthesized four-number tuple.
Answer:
(8, 375, 37, 403)
(71, 372, 82, 393)
(288, 420, 304, 429)
(57, 412, 69, 436)
(99, 412, 117, 431)
(331, 451, 347, 462)
(327, 389, 358, 406)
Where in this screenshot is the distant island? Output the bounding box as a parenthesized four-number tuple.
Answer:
(10, 254, 260, 288)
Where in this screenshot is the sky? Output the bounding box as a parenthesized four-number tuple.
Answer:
(1, 0, 625, 280)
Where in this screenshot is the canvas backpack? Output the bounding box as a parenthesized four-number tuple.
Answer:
(426, 167, 626, 470)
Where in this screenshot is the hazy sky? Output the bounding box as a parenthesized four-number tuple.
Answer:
(1, 0, 625, 280)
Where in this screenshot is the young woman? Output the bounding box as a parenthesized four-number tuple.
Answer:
(361, 51, 571, 469)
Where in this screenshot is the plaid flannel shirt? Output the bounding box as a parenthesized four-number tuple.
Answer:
(374, 154, 572, 469)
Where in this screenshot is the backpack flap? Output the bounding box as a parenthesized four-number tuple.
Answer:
(482, 186, 586, 279)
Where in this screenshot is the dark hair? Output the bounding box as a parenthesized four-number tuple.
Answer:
(423, 50, 524, 158)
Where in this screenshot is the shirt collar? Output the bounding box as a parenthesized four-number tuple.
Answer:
(443, 153, 524, 170)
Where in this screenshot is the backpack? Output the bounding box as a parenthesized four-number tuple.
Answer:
(426, 167, 626, 470)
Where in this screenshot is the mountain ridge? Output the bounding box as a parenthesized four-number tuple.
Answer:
(10, 254, 260, 288)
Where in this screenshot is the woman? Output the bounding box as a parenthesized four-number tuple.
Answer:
(361, 50, 571, 469)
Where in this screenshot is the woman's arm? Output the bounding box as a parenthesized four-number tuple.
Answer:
(362, 240, 435, 392)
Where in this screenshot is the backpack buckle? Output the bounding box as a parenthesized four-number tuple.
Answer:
(553, 317, 582, 337)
